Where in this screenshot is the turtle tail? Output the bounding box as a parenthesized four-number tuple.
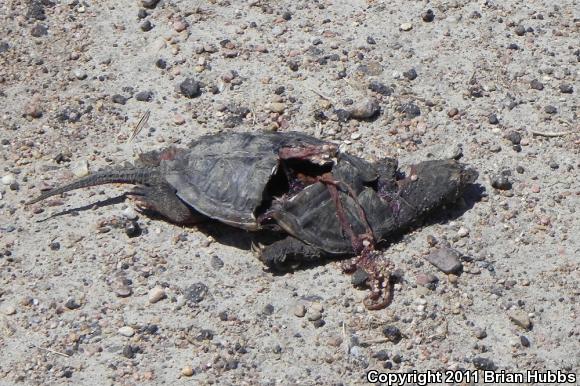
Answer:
(26, 167, 159, 205)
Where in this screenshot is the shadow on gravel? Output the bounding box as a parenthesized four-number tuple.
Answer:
(36, 183, 485, 275)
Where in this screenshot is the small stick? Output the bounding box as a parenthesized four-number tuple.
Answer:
(128, 110, 150, 143)
(530, 130, 574, 137)
(31, 344, 70, 358)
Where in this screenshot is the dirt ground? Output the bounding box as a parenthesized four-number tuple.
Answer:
(0, 0, 578, 385)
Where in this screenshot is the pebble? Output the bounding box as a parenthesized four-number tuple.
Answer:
(473, 327, 487, 339)
(0, 304, 16, 315)
(491, 175, 511, 190)
(509, 310, 532, 330)
(514, 25, 526, 36)
(366, 36, 376, 45)
(422, 9, 435, 22)
(415, 273, 437, 289)
(173, 19, 188, 32)
(307, 310, 322, 321)
(1, 174, 15, 185)
(544, 105, 557, 114)
(31, 24, 48, 37)
(141, 0, 160, 9)
(403, 68, 417, 80)
(473, 357, 496, 371)
(64, 298, 81, 310)
(311, 302, 324, 313)
(73, 68, 87, 80)
(559, 84, 573, 94)
(122, 207, 138, 220)
(530, 79, 544, 90)
(112, 94, 127, 105)
(447, 108, 459, 117)
(424, 247, 462, 274)
(351, 267, 369, 286)
(148, 286, 166, 303)
(293, 304, 306, 318)
(114, 283, 132, 298)
(268, 103, 286, 113)
(382, 326, 402, 343)
(122, 345, 135, 359)
(488, 113, 499, 125)
(124, 221, 141, 237)
(184, 282, 208, 303)
(135, 91, 153, 102)
(173, 114, 185, 125)
(140, 20, 153, 32)
(504, 131, 521, 145)
(400, 23, 413, 31)
(520, 335, 530, 347)
(181, 367, 194, 377)
(348, 97, 379, 119)
(457, 227, 469, 237)
(180, 78, 201, 98)
(368, 81, 393, 96)
(118, 326, 135, 337)
(210, 255, 224, 270)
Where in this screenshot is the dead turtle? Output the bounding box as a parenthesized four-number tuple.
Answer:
(28, 131, 342, 229)
(257, 158, 478, 309)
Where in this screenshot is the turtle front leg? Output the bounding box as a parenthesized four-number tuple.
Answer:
(256, 236, 323, 271)
(128, 183, 204, 225)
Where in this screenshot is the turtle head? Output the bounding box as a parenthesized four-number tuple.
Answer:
(394, 159, 478, 221)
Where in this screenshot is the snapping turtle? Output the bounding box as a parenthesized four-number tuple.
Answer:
(28, 131, 477, 309)
(28, 132, 339, 228)
(257, 158, 477, 308)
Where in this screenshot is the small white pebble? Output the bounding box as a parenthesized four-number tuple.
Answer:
(457, 227, 470, 237)
(148, 286, 166, 304)
(118, 326, 135, 337)
(1, 174, 15, 185)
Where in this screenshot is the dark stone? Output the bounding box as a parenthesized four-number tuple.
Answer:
(544, 105, 557, 114)
(504, 131, 521, 145)
(141, 0, 161, 9)
(122, 345, 135, 359)
(516, 166, 524, 174)
(508, 43, 519, 50)
(520, 335, 530, 347)
(514, 25, 526, 36)
(334, 109, 350, 122)
(223, 115, 243, 128)
(274, 86, 285, 95)
(366, 36, 376, 45)
(425, 247, 462, 273)
(0, 42, 9, 54)
(184, 282, 209, 303)
(491, 175, 511, 190)
(27, 0, 49, 21)
(281, 11, 292, 21)
(9, 182, 19, 191)
(382, 326, 402, 344)
(135, 91, 153, 102)
(372, 350, 389, 361)
(398, 102, 421, 119)
(288, 60, 299, 71)
(530, 79, 544, 90)
(351, 267, 369, 287)
(226, 359, 239, 370)
(196, 329, 214, 341)
(64, 298, 81, 310)
(31, 24, 48, 37)
(368, 81, 393, 96)
(112, 94, 127, 105)
(403, 68, 417, 80)
(263, 304, 274, 315)
(422, 9, 435, 22)
(124, 221, 141, 238)
(210, 255, 224, 270)
(50, 241, 60, 251)
(392, 353, 402, 363)
(179, 78, 201, 98)
(57, 109, 82, 123)
(559, 84, 573, 94)
(140, 20, 153, 32)
(155, 59, 166, 69)
(473, 357, 496, 371)
(337, 70, 346, 79)
(488, 113, 499, 125)
(137, 9, 148, 19)
(313, 110, 327, 122)
(312, 319, 325, 328)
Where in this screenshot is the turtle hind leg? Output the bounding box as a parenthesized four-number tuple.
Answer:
(129, 183, 203, 225)
(257, 237, 323, 271)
